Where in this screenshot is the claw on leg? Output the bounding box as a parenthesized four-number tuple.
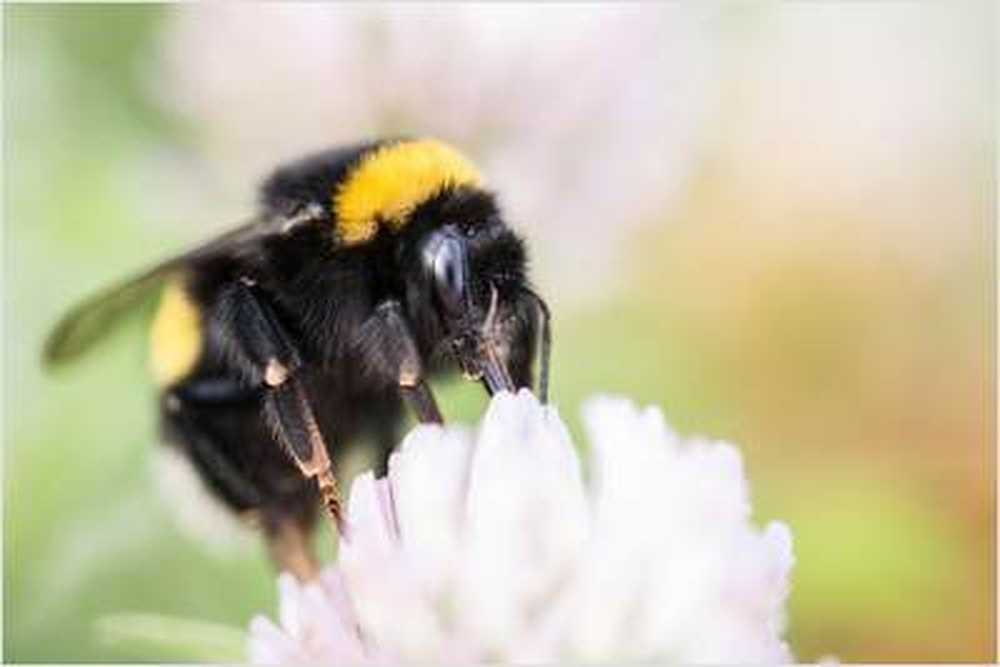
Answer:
(316, 467, 348, 539)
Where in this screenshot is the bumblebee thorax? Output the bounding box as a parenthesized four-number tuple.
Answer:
(260, 138, 484, 250)
(332, 139, 483, 246)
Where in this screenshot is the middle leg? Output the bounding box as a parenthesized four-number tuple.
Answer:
(355, 299, 443, 424)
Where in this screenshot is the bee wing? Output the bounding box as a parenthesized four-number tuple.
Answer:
(43, 264, 178, 366)
(42, 214, 286, 367)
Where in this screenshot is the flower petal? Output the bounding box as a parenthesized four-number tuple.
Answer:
(458, 390, 590, 658)
(389, 423, 473, 595)
(247, 615, 309, 665)
(342, 471, 398, 559)
(248, 392, 795, 664)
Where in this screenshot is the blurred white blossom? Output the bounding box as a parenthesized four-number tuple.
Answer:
(157, 4, 718, 302)
(249, 390, 794, 664)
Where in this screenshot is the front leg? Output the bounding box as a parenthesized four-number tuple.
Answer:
(216, 279, 346, 533)
(356, 300, 443, 424)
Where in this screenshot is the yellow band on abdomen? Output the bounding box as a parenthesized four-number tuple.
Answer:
(149, 278, 203, 387)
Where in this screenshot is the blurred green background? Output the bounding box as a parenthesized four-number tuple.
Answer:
(4, 3, 994, 662)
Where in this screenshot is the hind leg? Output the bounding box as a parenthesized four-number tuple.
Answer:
(161, 377, 320, 580)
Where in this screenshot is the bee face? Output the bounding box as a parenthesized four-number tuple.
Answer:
(406, 194, 531, 394)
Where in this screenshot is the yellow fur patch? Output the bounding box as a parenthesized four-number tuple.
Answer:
(149, 279, 203, 386)
(333, 139, 483, 245)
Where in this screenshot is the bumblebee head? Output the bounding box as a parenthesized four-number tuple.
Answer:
(402, 186, 544, 396)
(268, 136, 550, 398)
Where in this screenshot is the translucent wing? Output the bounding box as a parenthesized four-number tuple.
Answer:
(42, 214, 290, 367)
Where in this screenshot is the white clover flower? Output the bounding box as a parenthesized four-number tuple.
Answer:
(249, 390, 794, 664)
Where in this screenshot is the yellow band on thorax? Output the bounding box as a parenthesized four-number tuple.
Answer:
(333, 139, 483, 245)
(149, 278, 203, 386)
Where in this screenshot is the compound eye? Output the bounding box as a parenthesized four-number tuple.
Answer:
(433, 236, 468, 316)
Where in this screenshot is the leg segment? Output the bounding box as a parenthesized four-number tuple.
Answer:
(215, 280, 346, 532)
(356, 300, 443, 424)
(264, 378, 344, 528)
(522, 287, 552, 404)
(367, 398, 403, 476)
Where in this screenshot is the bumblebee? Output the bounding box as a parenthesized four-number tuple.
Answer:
(44, 138, 551, 580)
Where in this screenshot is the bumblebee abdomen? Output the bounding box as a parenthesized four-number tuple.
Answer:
(149, 278, 204, 387)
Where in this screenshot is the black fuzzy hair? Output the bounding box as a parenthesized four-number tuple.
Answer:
(258, 140, 388, 218)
